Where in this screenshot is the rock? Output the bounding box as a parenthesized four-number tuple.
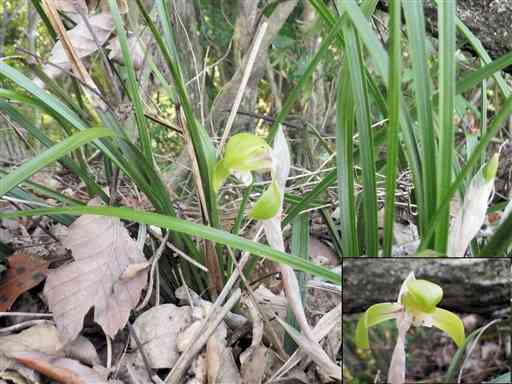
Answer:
(342, 258, 510, 315)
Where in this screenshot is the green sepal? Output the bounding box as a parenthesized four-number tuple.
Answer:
(223, 133, 272, 172)
(249, 179, 281, 220)
(355, 302, 401, 349)
(401, 279, 443, 314)
(430, 307, 465, 347)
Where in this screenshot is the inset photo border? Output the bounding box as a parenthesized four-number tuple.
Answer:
(342, 258, 511, 383)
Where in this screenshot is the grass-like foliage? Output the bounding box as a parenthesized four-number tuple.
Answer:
(1, 0, 511, 291)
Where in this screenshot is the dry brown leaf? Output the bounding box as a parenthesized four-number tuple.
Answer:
(0, 324, 63, 356)
(240, 345, 268, 384)
(107, 36, 145, 69)
(244, 286, 287, 342)
(44, 215, 148, 343)
(12, 351, 107, 384)
(41, 13, 114, 81)
(52, 0, 87, 14)
(0, 352, 41, 384)
(131, 304, 193, 369)
(0, 323, 99, 368)
(0, 252, 49, 312)
(309, 237, 338, 267)
(64, 336, 100, 366)
(206, 322, 241, 384)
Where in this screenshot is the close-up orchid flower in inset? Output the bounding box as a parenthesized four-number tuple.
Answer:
(355, 273, 465, 384)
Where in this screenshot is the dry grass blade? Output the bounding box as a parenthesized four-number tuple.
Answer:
(136, 231, 170, 311)
(164, 288, 242, 384)
(274, 316, 341, 380)
(240, 295, 266, 383)
(457, 319, 502, 383)
(387, 311, 412, 384)
(40, 0, 105, 110)
(217, 21, 269, 154)
(264, 129, 315, 342)
(178, 108, 223, 297)
(267, 303, 341, 383)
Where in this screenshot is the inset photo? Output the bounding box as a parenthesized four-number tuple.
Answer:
(342, 258, 511, 383)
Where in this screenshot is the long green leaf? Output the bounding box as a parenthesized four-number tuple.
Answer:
(336, 65, 359, 256)
(443, 0, 511, 97)
(489, 373, 512, 384)
(107, 0, 152, 161)
(435, 0, 456, 253)
(338, 0, 424, 234)
(418, 95, 512, 251)
(383, 0, 401, 256)
(0, 168, 84, 207)
(283, 169, 336, 226)
(0, 63, 122, 166)
(0, 62, 88, 130)
(0, 128, 115, 197)
(403, 1, 437, 236)
(0, 206, 341, 284)
(456, 51, 512, 96)
(285, 214, 310, 353)
(135, 0, 219, 227)
(342, 20, 378, 256)
(0, 99, 108, 201)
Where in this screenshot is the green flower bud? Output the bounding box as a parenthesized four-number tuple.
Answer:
(249, 179, 281, 220)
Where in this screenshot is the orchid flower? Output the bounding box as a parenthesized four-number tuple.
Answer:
(213, 133, 281, 219)
(356, 273, 465, 349)
(355, 273, 465, 383)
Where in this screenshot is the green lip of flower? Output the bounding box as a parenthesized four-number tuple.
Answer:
(355, 278, 465, 350)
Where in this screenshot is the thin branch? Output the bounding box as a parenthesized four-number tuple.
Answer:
(217, 21, 268, 155)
